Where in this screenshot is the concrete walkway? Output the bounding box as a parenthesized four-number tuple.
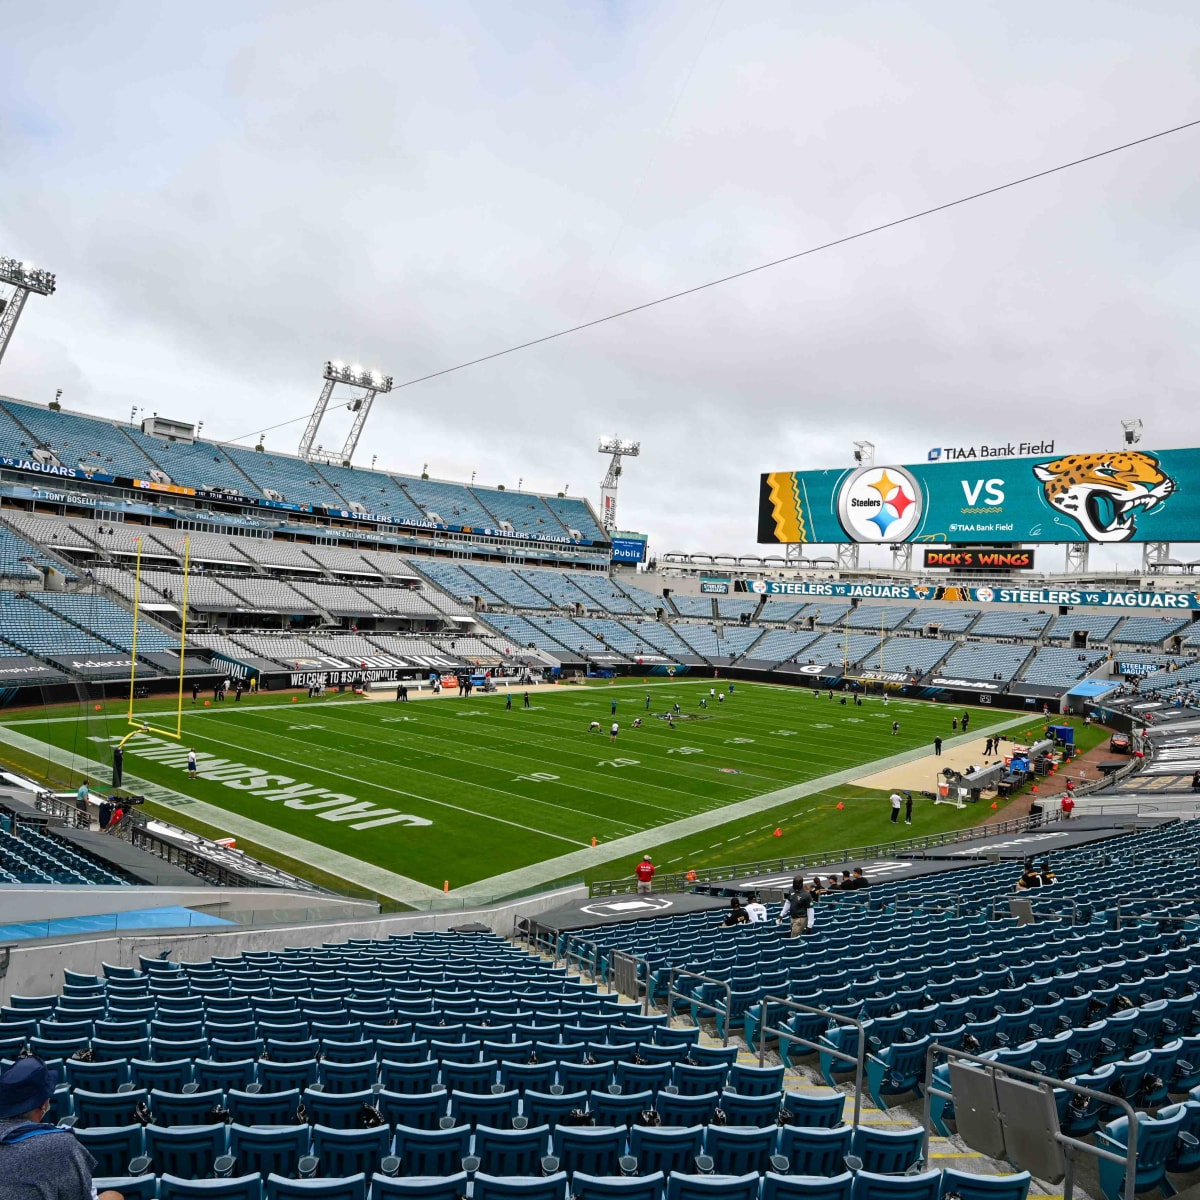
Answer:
(0, 724, 443, 905)
(454, 714, 1034, 901)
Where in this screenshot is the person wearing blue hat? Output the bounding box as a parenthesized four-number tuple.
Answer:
(0, 1056, 124, 1200)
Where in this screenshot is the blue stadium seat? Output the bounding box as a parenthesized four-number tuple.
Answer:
(473, 1124, 551, 1175)
(850, 1171, 942, 1200)
(304, 1090, 381, 1130)
(392, 1124, 471, 1176)
(778, 1126, 853, 1177)
(672, 1064, 729, 1096)
(472, 1174, 570, 1200)
(379, 1060, 440, 1094)
(1096, 1108, 1189, 1200)
(762, 1174, 854, 1200)
(319, 1060, 378, 1095)
(151, 1088, 227, 1126)
(132, 1058, 194, 1094)
(450, 1089, 519, 1128)
(159, 1175, 264, 1200)
(938, 1170, 1032, 1200)
(264, 1174, 367, 1200)
(849, 1128, 923, 1176)
(74, 1125, 145, 1177)
(657, 1091, 720, 1127)
(704, 1125, 779, 1176)
(553, 1126, 627, 1176)
(228, 1089, 304, 1127)
(376, 1089, 450, 1131)
(371, 1174, 470, 1200)
(94, 1177, 157, 1200)
(720, 1090, 783, 1127)
(725, 1064, 784, 1097)
(72, 1087, 149, 1129)
(665, 1173, 760, 1200)
(310, 1124, 393, 1179)
(196, 1060, 258, 1099)
(569, 1172, 666, 1200)
(524, 1091, 591, 1130)
(145, 1123, 229, 1177)
(628, 1126, 705, 1177)
(228, 1124, 312, 1178)
(260, 1060, 319, 1094)
(782, 1093, 845, 1128)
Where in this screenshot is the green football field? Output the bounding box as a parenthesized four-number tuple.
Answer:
(0, 680, 1024, 896)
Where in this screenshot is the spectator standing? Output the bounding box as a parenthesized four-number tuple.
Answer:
(962, 712, 970, 733)
(75, 778, 89, 819)
(524, 691, 531, 708)
(934, 736, 942, 756)
(505, 693, 512, 711)
(744, 894, 767, 923)
(635, 854, 656, 894)
(890, 792, 902, 823)
(1061, 792, 1075, 819)
(904, 792, 914, 825)
(780, 876, 812, 937)
(0, 1056, 125, 1200)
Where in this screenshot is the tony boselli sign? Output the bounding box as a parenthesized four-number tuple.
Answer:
(923, 548, 1035, 569)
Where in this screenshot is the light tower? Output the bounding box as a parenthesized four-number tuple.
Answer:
(597, 436, 640, 533)
(298, 361, 393, 467)
(0, 256, 57, 368)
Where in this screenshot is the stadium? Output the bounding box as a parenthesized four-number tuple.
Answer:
(4, 9, 1200, 1200)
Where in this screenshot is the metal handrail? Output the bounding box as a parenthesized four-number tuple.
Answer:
(608, 949, 653, 1013)
(563, 935, 603, 984)
(756, 995, 866, 1128)
(922, 1043, 1139, 1200)
(1115, 896, 1200, 928)
(666, 967, 733, 1047)
(589, 809, 1063, 896)
(988, 894, 1080, 924)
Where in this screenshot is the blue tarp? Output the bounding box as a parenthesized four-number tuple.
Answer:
(0, 905, 234, 943)
(1067, 679, 1121, 698)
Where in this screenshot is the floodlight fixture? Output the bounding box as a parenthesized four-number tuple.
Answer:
(0, 253, 58, 368)
(300, 359, 394, 465)
(597, 434, 642, 533)
(1121, 418, 1143, 447)
(852, 440, 875, 467)
(0, 257, 56, 296)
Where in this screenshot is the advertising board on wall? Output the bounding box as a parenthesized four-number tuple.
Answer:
(699, 577, 731, 594)
(923, 548, 1035, 570)
(745, 578, 1200, 611)
(759, 446, 1200, 545)
(610, 536, 648, 563)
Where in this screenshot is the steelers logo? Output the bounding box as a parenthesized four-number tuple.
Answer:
(836, 465, 924, 543)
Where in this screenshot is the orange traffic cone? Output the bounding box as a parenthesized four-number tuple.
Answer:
(591, 836, 598, 847)
(94, 704, 101, 711)
(991, 801, 998, 809)
(291, 696, 298, 703)
(443, 880, 450, 893)
(773, 828, 782, 837)
(1031, 785, 1039, 793)
(204, 700, 211, 707)
(836, 801, 844, 810)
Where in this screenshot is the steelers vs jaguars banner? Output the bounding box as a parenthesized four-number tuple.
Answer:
(758, 447, 1197, 545)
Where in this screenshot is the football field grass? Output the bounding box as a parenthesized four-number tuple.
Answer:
(0, 680, 1024, 895)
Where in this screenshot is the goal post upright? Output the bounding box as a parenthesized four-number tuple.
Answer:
(175, 535, 191, 739)
(124, 535, 188, 743)
(126, 537, 142, 727)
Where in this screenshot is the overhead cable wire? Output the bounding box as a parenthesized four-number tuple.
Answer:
(230, 116, 1200, 444)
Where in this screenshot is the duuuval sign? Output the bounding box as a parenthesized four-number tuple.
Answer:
(90, 734, 431, 831)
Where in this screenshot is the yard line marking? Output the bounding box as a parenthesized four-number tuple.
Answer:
(132, 725, 591, 848)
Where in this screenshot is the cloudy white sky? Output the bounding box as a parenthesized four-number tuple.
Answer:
(1, 1, 1199, 568)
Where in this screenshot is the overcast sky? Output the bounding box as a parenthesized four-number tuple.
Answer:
(2, 0, 1199, 569)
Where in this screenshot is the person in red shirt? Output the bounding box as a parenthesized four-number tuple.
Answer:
(635, 854, 656, 894)
(1061, 793, 1075, 819)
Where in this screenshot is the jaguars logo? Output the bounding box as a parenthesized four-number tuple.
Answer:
(1032, 451, 1174, 543)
